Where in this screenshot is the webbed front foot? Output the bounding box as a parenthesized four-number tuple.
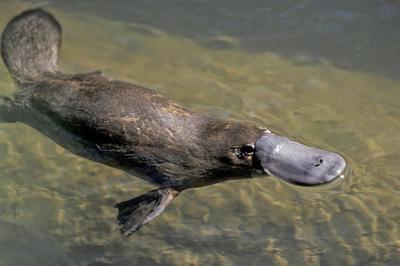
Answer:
(115, 187, 180, 236)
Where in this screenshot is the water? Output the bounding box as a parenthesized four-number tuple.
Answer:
(0, 0, 399, 265)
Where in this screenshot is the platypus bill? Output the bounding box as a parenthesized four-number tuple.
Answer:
(0, 9, 346, 236)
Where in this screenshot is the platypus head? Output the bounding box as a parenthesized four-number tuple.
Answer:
(202, 122, 345, 186)
(251, 132, 346, 185)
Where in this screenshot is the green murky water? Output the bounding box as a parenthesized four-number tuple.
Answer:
(1, 1, 400, 265)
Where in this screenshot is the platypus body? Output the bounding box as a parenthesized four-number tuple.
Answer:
(0, 10, 346, 236)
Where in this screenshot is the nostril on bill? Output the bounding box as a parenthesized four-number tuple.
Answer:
(313, 158, 323, 167)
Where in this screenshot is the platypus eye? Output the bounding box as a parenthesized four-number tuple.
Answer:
(229, 144, 254, 159)
(240, 144, 254, 156)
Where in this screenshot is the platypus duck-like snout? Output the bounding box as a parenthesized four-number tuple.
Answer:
(253, 132, 346, 185)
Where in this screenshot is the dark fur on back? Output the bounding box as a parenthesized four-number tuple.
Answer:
(18, 72, 264, 187)
(1, 9, 265, 188)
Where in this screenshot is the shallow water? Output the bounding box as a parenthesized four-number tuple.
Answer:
(0, 0, 400, 265)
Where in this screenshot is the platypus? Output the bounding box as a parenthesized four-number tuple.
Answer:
(0, 9, 346, 236)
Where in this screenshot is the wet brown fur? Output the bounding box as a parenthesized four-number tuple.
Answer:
(1, 9, 265, 189)
(18, 73, 264, 187)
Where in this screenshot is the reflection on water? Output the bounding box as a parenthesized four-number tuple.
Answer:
(0, 0, 400, 265)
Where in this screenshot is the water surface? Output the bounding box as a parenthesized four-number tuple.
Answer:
(0, 1, 399, 265)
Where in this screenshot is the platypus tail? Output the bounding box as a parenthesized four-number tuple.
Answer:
(1, 9, 61, 85)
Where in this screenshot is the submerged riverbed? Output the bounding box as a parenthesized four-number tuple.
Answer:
(0, 1, 399, 265)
